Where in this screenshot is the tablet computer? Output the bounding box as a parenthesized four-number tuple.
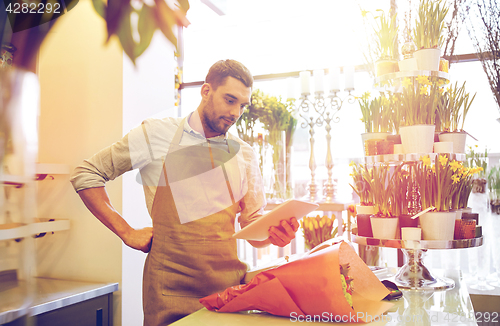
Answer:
(232, 199, 319, 241)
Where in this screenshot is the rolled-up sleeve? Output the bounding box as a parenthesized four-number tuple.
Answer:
(70, 134, 133, 192)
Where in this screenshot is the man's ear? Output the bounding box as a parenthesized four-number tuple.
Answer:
(201, 83, 211, 99)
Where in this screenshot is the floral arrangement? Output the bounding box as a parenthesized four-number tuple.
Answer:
(236, 89, 265, 145)
(436, 81, 476, 132)
(413, 0, 449, 49)
(371, 163, 394, 217)
(340, 264, 354, 308)
(301, 215, 338, 250)
(416, 155, 482, 211)
(357, 92, 393, 133)
(488, 166, 500, 207)
(390, 164, 411, 217)
(465, 145, 488, 178)
(399, 75, 439, 126)
(372, 10, 399, 60)
(349, 162, 373, 206)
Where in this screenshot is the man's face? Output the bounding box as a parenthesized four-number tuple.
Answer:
(200, 77, 251, 138)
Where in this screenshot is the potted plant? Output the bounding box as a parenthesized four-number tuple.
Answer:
(437, 82, 476, 153)
(258, 93, 297, 202)
(398, 75, 439, 153)
(488, 166, 500, 214)
(465, 145, 488, 193)
(416, 154, 458, 240)
(358, 92, 392, 155)
(391, 163, 418, 234)
(412, 0, 449, 70)
(236, 89, 265, 146)
(370, 163, 398, 239)
(372, 10, 399, 76)
(349, 162, 374, 237)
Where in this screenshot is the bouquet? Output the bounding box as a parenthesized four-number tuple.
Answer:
(199, 242, 393, 322)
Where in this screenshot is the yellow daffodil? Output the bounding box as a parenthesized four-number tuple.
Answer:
(416, 75, 431, 85)
(438, 87, 445, 94)
(349, 161, 356, 167)
(438, 154, 448, 167)
(420, 155, 431, 167)
(420, 86, 428, 95)
(452, 175, 460, 184)
(312, 219, 319, 230)
(450, 160, 461, 172)
(361, 10, 369, 17)
(402, 78, 412, 88)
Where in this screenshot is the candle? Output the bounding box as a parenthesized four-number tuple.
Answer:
(329, 67, 340, 92)
(299, 71, 311, 95)
(344, 66, 355, 90)
(313, 69, 324, 93)
(287, 77, 295, 99)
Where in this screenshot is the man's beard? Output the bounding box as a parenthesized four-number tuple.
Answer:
(201, 96, 236, 137)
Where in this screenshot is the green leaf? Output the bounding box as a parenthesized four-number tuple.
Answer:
(91, 0, 106, 19)
(115, 4, 136, 64)
(105, 0, 130, 42)
(154, 0, 179, 49)
(135, 4, 157, 58)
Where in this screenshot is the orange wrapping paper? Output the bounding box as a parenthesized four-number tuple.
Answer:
(200, 242, 393, 322)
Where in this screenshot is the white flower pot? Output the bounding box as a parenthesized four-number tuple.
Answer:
(356, 204, 375, 215)
(398, 57, 418, 72)
(399, 124, 435, 154)
(433, 141, 453, 153)
(438, 132, 467, 154)
(370, 216, 398, 239)
(414, 48, 441, 71)
(419, 211, 456, 240)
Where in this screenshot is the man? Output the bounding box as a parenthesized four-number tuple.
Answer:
(70, 59, 299, 325)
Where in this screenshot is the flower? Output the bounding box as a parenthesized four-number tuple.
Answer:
(402, 78, 412, 88)
(416, 75, 431, 85)
(420, 155, 431, 167)
(438, 154, 449, 167)
(420, 85, 428, 95)
(450, 160, 461, 172)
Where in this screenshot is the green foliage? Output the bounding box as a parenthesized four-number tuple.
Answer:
(465, 145, 488, 178)
(488, 166, 500, 201)
(91, 0, 190, 63)
(399, 75, 439, 126)
(349, 162, 373, 206)
(373, 10, 399, 60)
(357, 92, 393, 133)
(413, 0, 449, 49)
(436, 81, 476, 132)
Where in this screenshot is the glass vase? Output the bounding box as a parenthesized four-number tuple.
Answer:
(266, 130, 286, 203)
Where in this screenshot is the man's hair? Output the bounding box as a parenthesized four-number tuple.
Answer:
(205, 59, 253, 90)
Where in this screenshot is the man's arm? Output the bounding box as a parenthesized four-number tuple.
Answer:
(78, 187, 153, 253)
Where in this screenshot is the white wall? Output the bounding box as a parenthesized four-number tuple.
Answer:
(37, 0, 123, 324)
(121, 31, 177, 326)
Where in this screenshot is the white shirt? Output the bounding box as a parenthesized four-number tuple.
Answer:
(70, 113, 266, 228)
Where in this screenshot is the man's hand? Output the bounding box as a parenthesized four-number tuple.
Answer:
(122, 227, 154, 253)
(268, 217, 300, 247)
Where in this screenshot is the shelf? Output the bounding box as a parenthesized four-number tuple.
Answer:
(363, 152, 466, 164)
(1, 164, 70, 186)
(374, 70, 451, 89)
(352, 234, 483, 250)
(35, 163, 70, 175)
(0, 219, 70, 241)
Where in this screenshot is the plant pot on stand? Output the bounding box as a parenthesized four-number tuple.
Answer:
(356, 205, 375, 237)
(419, 211, 456, 240)
(399, 124, 435, 154)
(370, 216, 399, 239)
(413, 48, 441, 71)
(438, 131, 467, 154)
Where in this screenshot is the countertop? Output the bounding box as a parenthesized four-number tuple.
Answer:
(0, 277, 118, 324)
(172, 269, 479, 325)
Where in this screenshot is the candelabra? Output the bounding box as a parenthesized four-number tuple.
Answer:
(296, 68, 356, 203)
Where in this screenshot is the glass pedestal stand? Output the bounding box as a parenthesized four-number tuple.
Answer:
(352, 235, 483, 291)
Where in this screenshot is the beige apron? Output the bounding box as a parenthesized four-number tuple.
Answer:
(142, 118, 247, 325)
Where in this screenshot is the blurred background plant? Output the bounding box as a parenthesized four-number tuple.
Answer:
(301, 215, 339, 250)
(465, 145, 488, 178)
(349, 162, 373, 206)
